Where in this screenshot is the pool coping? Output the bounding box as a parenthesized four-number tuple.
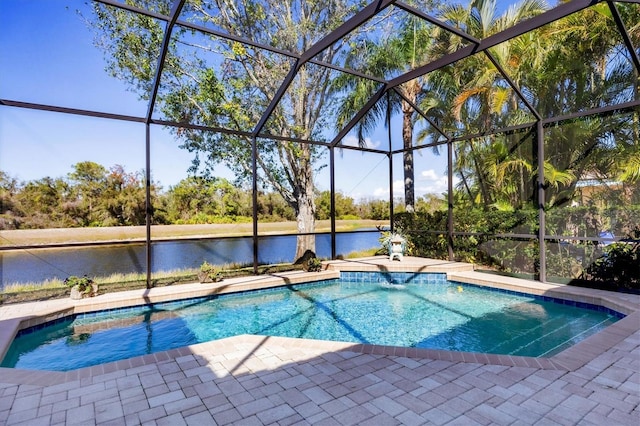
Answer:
(1, 256, 638, 383)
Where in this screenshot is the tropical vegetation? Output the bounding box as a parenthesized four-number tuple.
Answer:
(352, 0, 640, 289)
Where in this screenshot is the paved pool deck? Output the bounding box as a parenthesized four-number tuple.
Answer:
(0, 257, 638, 425)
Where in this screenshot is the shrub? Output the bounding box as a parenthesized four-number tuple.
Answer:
(583, 229, 639, 292)
(306, 257, 322, 272)
(64, 275, 95, 295)
(198, 261, 223, 283)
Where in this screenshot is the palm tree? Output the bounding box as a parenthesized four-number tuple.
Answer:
(418, 0, 548, 208)
(332, 14, 437, 212)
(527, 2, 640, 208)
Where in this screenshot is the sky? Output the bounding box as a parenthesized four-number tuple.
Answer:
(0, 0, 482, 201)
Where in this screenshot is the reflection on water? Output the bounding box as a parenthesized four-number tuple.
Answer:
(0, 232, 381, 287)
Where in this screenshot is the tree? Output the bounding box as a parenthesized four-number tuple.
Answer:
(257, 191, 296, 221)
(166, 177, 221, 222)
(68, 161, 109, 226)
(88, 0, 365, 261)
(0, 171, 21, 230)
(522, 2, 640, 208)
(14, 177, 70, 228)
(332, 8, 436, 213)
(357, 198, 390, 220)
(421, 0, 547, 209)
(102, 165, 148, 226)
(164, 176, 252, 223)
(315, 190, 357, 219)
(415, 193, 446, 214)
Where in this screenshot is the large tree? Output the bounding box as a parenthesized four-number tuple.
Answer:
(67, 162, 149, 226)
(88, 0, 364, 260)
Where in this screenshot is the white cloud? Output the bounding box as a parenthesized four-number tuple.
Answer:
(372, 185, 390, 199)
(415, 169, 448, 196)
(370, 179, 403, 199)
(416, 169, 461, 197)
(358, 169, 460, 201)
(341, 135, 381, 149)
(420, 169, 439, 180)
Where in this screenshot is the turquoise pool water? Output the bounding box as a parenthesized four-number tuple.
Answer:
(1, 274, 622, 371)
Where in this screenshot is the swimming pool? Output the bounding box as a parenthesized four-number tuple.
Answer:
(1, 272, 622, 371)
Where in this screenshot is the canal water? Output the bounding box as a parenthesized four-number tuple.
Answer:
(0, 231, 382, 288)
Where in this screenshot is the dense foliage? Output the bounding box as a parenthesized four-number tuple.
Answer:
(394, 207, 640, 291)
(0, 163, 397, 229)
(584, 230, 640, 291)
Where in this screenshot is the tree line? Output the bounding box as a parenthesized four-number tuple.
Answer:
(0, 161, 444, 230)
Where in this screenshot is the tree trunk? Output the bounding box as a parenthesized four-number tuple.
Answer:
(295, 186, 316, 261)
(294, 145, 317, 261)
(402, 103, 415, 213)
(467, 139, 492, 209)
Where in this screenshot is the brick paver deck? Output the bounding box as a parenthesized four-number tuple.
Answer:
(1, 257, 638, 425)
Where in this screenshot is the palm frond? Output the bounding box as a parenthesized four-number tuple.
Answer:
(618, 151, 640, 183)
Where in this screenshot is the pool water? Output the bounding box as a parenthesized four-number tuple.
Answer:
(1, 278, 621, 371)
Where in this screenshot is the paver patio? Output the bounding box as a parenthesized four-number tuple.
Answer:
(1, 258, 638, 425)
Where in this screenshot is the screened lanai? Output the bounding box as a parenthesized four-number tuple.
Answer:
(0, 0, 638, 291)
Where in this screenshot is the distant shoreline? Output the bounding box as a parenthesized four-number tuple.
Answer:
(0, 220, 386, 248)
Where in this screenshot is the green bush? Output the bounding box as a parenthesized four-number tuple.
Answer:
(198, 261, 223, 283)
(64, 275, 94, 295)
(394, 207, 640, 292)
(395, 208, 539, 269)
(306, 257, 323, 272)
(583, 230, 639, 291)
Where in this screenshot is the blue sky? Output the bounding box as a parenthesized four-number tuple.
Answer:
(0, 0, 473, 201)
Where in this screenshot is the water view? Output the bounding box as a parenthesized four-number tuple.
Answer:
(0, 231, 381, 288)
